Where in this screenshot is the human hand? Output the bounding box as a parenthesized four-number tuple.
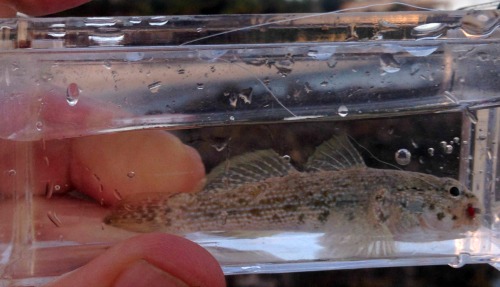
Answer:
(0, 0, 91, 17)
(0, 2, 226, 285)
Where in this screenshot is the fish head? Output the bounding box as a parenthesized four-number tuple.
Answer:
(418, 176, 481, 236)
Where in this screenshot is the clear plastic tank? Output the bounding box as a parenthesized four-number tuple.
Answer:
(0, 9, 499, 286)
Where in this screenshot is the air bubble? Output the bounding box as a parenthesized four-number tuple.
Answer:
(443, 144, 454, 154)
(338, 105, 348, 117)
(7, 169, 16, 176)
(148, 81, 162, 93)
(196, 83, 204, 90)
(428, 148, 435, 157)
(320, 81, 328, 87)
(229, 116, 235, 121)
(66, 83, 81, 106)
(395, 149, 411, 166)
(282, 155, 291, 162)
(380, 54, 400, 73)
(127, 171, 136, 178)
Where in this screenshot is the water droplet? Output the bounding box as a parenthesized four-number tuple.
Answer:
(449, 253, 469, 268)
(380, 54, 401, 73)
(66, 83, 81, 106)
(125, 52, 145, 62)
(229, 94, 238, 108)
(428, 148, 435, 157)
(465, 107, 478, 124)
(7, 169, 16, 176)
(196, 83, 204, 90)
(307, 46, 336, 60)
(103, 61, 112, 69)
(411, 23, 447, 39)
(198, 50, 227, 62)
(113, 189, 123, 201)
(35, 121, 43, 131)
(238, 87, 253, 104)
(211, 142, 228, 152)
(129, 17, 142, 24)
(148, 81, 162, 93)
(460, 10, 499, 38)
(395, 149, 411, 166)
(148, 16, 169, 26)
(338, 105, 348, 117)
(403, 46, 438, 57)
(304, 82, 313, 94)
(127, 171, 136, 178)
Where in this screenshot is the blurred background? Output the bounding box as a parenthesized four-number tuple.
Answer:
(49, 0, 500, 286)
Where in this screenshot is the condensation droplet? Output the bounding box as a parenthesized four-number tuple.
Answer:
(238, 87, 253, 104)
(66, 82, 81, 106)
(395, 149, 411, 166)
(196, 83, 204, 90)
(428, 148, 435, 157)
(148, 81, 162, 93)
(380, 54, 401, 73)
(127, 171, 136, 178)
(338, 105, 348, 117)
(465, 108, 478, 124)
(35, 121, 43, 131)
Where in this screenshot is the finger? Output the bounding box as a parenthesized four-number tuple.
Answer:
(44, 233, 226, 287)
(70, 130, 206, 206)
(0, 0, 91, 17)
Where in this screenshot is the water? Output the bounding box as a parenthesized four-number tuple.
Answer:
(1, 10, 499, 285)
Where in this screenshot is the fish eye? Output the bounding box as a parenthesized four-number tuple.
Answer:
(449, 186, 461, 197)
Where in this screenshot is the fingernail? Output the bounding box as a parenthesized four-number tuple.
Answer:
(114, 260, 188, 287)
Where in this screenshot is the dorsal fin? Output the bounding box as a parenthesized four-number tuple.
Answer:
(305, 134, 366, 172)
(205, 149, 296, 191)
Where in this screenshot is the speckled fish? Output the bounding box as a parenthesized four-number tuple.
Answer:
(105, 134, 481, 257)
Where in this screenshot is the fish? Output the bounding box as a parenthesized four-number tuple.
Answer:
(104, 134, 481, 257)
